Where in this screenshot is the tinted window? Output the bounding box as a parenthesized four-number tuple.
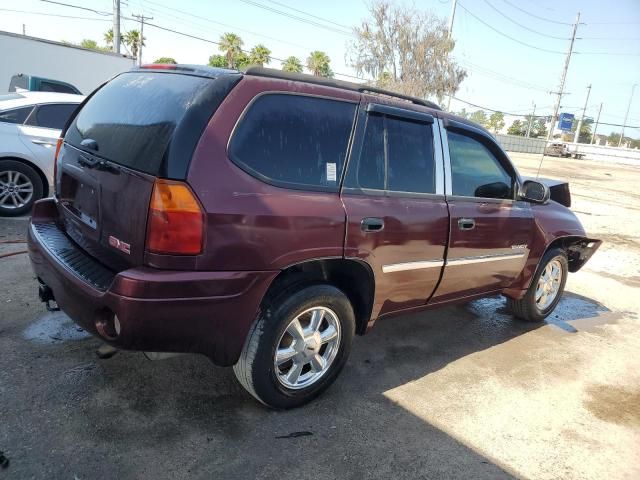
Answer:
(345, 113, 435, 194)
(447, 131, 513, 198)
(39, 81, 79, 94)
(230, 94, 356, 191)
(66, 72, 214, 175)
(30, 104, 77, 130)
(355, 114, 385, 190)
(0, 106, 33, 125)
(386, 116, 434, 193)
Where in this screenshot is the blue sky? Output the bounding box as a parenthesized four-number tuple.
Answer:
(1, 0, 639, 137)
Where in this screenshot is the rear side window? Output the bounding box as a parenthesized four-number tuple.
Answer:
(229, 93, 357, 191)
(0, 106, 33, 125)
(39, 81, 79, 94)
(345, 112, 436, 194)
(27, 104, 77, 130)
(66, 72, 214, 175)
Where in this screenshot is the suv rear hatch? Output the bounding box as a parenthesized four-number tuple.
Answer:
(55, 68, 240, 271)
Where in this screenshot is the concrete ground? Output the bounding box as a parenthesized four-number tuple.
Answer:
(0, 153, 638, 479)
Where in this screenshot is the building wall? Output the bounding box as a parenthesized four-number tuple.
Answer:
(1, 31, 135, 95)
(495, 134, 547, 154)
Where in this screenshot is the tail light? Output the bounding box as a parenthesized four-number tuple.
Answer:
(53, 138, 63, 186)
(146, 180, 204, 255)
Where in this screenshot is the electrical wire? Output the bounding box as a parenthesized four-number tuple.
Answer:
(0, 7, 111, 21)
(39, 0, 111, 16)
(483, 0, 570, 40)
(458, 3, 566, 54)
(452, 97, 551, 117)
(498, 0, 573, 26)
(264, 0, 351, 31)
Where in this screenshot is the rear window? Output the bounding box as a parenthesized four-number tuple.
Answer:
(66, 72, 214, 175)
(229, 93, 357, 191)
(0, 106, 33, 125)
(27, 103, 77, 130)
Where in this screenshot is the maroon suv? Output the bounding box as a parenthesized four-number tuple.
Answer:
(28, 65, 600, 408)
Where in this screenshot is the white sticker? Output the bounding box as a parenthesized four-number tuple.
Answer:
(326, 162, 337, 182)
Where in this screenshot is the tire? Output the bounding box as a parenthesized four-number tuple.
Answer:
(0, 160, 44, 217)
(233, 284, 355, 409)
(506, 248, 568, 322)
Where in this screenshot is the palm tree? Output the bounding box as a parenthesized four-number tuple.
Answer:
(219, 33, 244, 69)
(104, 29, 114, 48)
(306, 51, 332, 77)
(123, 30, 145, 58)
(282, 56, 303, 73)
(249, 44, 271, 67)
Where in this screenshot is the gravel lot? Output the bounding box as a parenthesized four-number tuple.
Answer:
(0, 153, 638, 480)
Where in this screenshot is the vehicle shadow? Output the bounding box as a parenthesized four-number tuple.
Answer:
(9, 291, 614, 479)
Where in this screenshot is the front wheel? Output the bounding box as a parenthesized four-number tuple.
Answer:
(506, 248, 568, 322)
(233, 284, 355, 409)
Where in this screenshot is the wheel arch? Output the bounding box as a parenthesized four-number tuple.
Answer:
(262, 258, 376, 336)
(542, 235, 601, 273)
(0, 155, 50, 198)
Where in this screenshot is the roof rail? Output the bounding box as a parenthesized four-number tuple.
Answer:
(243, 67, 441, 111)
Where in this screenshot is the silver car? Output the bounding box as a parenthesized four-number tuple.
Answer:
(0, 91, 84, 216)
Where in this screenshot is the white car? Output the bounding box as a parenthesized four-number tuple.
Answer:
(0, 91, 84, 216)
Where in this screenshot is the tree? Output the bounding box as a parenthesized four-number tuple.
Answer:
(79, 39, 108, 52)
(282, 56, 303, 73)
(104, 29, 114, 48)
(569, 117, 594, 144)
(219, 32, 244, 69)
(249, 44, 271, 67)
(235, 52, 251, 70)
(456, 108, 470, 120)
(307, 51, 333, 77)
(507, 120, 526, 136)
(607, 132, 622, 146)
(123, 30, 145, 58)
(469, 110, 488, 127)
(487, 112, 505, 134)
(154, 57, 177, 64)
(348, 1, 466, 103)
(208, 54, 227, 68)
(533, 119, 548, 138)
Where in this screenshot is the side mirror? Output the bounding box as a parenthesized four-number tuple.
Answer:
(520, 180, 550, 204)
(474, 181, 512, 199)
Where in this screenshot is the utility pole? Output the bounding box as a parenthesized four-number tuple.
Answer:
(22, 24, 26, 35)
(591, 102, 603, 145)
(526, 102, 536, 138)
(445, 0, 458, 112)
(618, 83, 637, 147)
(113, 0, 121, 54)
(132, 14, 153, 66)
(547, 12, 580, 141)
(573, 83, 591, 144)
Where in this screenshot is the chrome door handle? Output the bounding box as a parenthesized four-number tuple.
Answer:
(361, 217, 384, 232)
(31, 139, 56, 147)
(458, 218, 475, 230)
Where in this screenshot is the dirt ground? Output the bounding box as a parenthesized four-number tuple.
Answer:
(0, 153, 638, 480)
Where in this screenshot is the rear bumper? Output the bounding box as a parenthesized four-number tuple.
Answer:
(27, 199, 278, 366)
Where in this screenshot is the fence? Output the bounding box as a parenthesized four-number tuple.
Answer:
(495, 134, 547, 154)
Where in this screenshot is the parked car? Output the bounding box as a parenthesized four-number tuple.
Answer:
(544, 142, 585, 159)
(27, 65, 601, 408)
(0, 91, 84, 216)
(9, 74, 82, 94)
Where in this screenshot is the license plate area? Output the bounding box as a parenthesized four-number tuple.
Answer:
(59, 167, 99, 231)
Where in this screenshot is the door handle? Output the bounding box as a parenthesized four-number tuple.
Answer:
(31, 139, 56, 147)
(458, 218, 476, 230)
(361, 217, 384, 232)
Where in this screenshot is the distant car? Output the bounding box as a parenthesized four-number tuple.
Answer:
(0, 92, 84, 216)
(9, 74, 82, 95)
(544, 142, 585, 159)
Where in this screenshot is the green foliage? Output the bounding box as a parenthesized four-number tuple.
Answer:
(79, 39, 109, 52)
(282, 56, 303, 73)
(123, 30, 145, 58)
(235, 52, 251, 70)
(306, 51, 333, 77)
(534, 119, 548, 138)
(569, 117, 594, 144)
(487, 112, 505, 133)
(208, 54, 227, 68)
(249, 44, 271, 67)
(154, 57, 177, 64)
(219, 32, 244, 68)
(469, 110, 488, 127)
(507, 120, 526, 136)
(455, 108, 470, 120)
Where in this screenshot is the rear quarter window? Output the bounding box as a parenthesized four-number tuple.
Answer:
(229, 93, 357, 192)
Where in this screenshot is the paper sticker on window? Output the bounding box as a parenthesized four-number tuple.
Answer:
(326, 163, 337, 182)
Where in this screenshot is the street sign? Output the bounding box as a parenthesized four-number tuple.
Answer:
(558, 112, 575, 131)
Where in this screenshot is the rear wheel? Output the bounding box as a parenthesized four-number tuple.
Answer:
(0, 160, 44, 217)
(506, 248, 568, 322)
(233, 284, 355, 409)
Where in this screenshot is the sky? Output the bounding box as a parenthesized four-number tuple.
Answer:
(1, 0, 639, 138)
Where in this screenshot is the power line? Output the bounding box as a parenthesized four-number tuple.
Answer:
(458, 3, 566, 54)
(39, 0, 110, 16)
(236, 0, 352, 36)
(0, 7, 111, 21)
(264, 0, 351, 30)
(455, 57, 552, 92)
(452, 96, 551, 117)
(499, 0, 573, 26)
(483, 0, 570, 40)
